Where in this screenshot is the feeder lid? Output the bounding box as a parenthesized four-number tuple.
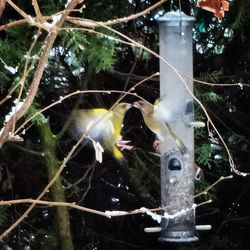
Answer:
(157, 11, 195, 25)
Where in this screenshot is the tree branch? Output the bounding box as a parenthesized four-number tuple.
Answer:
(5, 0, 31, 21)
(0, 74, 158, 241)
(0, 0, 6, 18)
(0, 0, 84, 148)
(31, 0, 43, 22)
(67, 0, 167, 28)
(0, 0, 167, 31)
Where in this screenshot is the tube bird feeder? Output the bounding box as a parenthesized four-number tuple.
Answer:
(157, 11, 198, 242)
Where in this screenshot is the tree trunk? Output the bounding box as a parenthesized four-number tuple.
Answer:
(38, 120, 74, 250)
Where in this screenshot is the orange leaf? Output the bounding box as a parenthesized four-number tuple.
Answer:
(197, 0, 229, 19)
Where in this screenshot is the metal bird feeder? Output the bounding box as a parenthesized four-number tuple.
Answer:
(157, 11, 198, 242)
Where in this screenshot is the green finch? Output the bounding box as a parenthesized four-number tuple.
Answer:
(133, 100, 188, 155)
(70, 102, 132, 161)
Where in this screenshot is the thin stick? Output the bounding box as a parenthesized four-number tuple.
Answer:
(0, 198, 211, 217)
(0, 73, 157, 240)
(0, 0, 85, 240)
(31, 0, 43, 21)
(80, 20, 244, 175)
(13, 88, 155, 136)
(11, 28, 42, 134)
(66, 0, 167, 28)
(194, 175, 233, 199)
(0, 0, 6, 18)
(0, 0, 84, 148)
(5, 0, 31, 21)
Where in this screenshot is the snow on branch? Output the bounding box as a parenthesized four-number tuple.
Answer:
(0, 0, 85, 148)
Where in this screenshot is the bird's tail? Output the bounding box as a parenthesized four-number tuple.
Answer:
(112, 146, 124, 161)
(169, 129, 188, 155)
(175, 137, 188, 155)
(163, 121, 188, 155)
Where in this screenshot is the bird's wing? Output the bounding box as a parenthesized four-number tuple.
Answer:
(72, 109, 114, 140)
(163, 124, 188, 155)
(154, 111, 188, 155)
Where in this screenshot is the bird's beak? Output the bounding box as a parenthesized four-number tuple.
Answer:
(132, 102, 140, 109)
(127, 103, 132, 109)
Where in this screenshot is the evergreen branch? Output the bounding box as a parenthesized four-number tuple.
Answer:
(0, 0, 166, 31)
(0, 73, 158, 240)
(81, 20, 245, 176)
(0, 0, 84, 148)
(61, 26, 136, 47)
(66, 23, 250, 88)
(0, 0, 85, 240)
(0, 28, 41, 107)
(67, 0, 167, 28)
(11, 28, 42, 134)
(0, 144, 231, 240)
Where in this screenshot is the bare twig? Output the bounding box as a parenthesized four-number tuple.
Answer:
(0, 28, 41, 108)
(0, 0, 84, 148)
(0, 18, 41, 31)
(0, 140, 232, 240)
(207, 187, 249, 250)
(13, 87, 155, 136)
(66, 161, 96, 189)
(76, 20, 245, 175)
(0, 0, 243, 241)
(0, 73, 157, 240)
(5, 0, 54, 32)
(31, 0, 43, 22)
(0, 0, 166, 32)
(0, 197, 210, 218)
(11, 28, 42, 134)
(78, 164, 96, 203)
(67, 0, 167, 28)
(0, 0, 6, 18)
(194, 175, 233, 199)
(5, 0, 30, 21)
(9, 143, 45, 157)
(0, 0, 85, 240)
(195, 199, 212, 208)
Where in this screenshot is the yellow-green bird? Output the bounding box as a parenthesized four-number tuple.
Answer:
(70, 102, 132, 161)
(133, 100, 188, 155)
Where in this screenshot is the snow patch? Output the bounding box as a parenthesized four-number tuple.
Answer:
(4, 100, 24, 123)
(105, 210, 128, 218)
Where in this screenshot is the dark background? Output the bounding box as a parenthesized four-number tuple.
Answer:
(0, 0, 250, 249)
